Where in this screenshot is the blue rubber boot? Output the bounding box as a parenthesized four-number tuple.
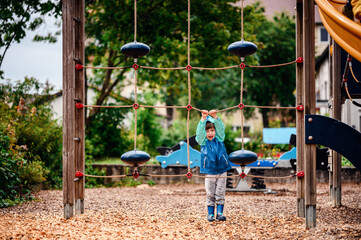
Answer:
(216, 205, 226, 221)
(207, 206, 215, 222)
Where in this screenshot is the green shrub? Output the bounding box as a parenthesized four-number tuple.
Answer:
(0, 78, 63, 207)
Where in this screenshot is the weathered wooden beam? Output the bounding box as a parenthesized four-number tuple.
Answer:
(74, 0, 86, 215)
(62, 0, 75, 219)
(296, 0, 305, 218)
(331, 40, 342, 206)
(303, 0, 316, 228)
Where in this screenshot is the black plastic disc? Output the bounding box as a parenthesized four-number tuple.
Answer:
(121, 42, 150, 58)
(121, 150, 150, 167)
(227, 40, 257, 58)
(228, 149, 258, 166)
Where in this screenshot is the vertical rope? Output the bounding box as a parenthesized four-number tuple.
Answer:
(187, 0, 191, 65)
(186, 0, 191, 173)
(134, 0, 137, 42)
(187, 110, 190, 173)
(241, 0, 244, 40)
(240, 68, 244, 103)
(240, 109, 245, 149)
(134, 70, 138, 150)
(240, 68, 244, 149)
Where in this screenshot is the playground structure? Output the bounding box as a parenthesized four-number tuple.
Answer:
(62, 0, 361, 229)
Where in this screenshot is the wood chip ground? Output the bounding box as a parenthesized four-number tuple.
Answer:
(1, 183, 361, 239)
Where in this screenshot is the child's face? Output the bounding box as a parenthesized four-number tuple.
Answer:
(206, 127, 215, 141)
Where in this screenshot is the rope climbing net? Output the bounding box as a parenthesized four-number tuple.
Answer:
(74, 0, 304, 182)
(342, 54, 361, 107)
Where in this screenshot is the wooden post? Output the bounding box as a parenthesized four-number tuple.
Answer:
(303, 0, 317, 228)
(331, 40, 342, 206)
(328, 38, 334, 201)
(74, 0, 85, 215)
(296, 0, 305, 218)
(62, 0, 75, 219)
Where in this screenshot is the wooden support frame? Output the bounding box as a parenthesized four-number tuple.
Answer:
(296, 0, 305, 218)
(331, 39, 342, 206)
(63, 0, 85, 219)
(61, 1, 321, 229)
(303, 0, 317, 228)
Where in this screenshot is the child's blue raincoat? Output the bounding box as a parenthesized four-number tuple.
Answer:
(195, 116, 232, 175)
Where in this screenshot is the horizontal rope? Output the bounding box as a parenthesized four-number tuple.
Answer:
(82, 104, 133, 108)
(80, 173, 296, 179)
(80, 59, 299, 71)
(247, 174, 296, 179)
(148, 174, 189, 178)
(216, 105, 239, 113)
(192, 174, 238, 179)
(83, 66, 132, 70)
(248, 60, 297, 68)
(192, 65, 239, 71)
(83, 174, 127, 178)
(245, 104, 296, 110)
(139, 66, 186, 70)
(140, 105, 186, 109)
(81, 104, 297, 111)
(192, 106, 202, 112)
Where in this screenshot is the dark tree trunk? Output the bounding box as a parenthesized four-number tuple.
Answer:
(261, 108, 269, 128)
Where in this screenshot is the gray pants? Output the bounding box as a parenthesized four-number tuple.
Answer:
(205, 172, 227, 206)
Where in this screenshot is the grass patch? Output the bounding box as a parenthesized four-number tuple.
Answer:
(342, 157, 355, 167)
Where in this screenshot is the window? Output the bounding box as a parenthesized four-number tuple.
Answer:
(320, 27, 329, 43)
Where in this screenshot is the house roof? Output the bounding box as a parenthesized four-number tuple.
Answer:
(315, 46, 329, 70)
(237, 0, 322, 23)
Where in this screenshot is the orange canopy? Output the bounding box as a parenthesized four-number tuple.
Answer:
(315, 0, 361, 62)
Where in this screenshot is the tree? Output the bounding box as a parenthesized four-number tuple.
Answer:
(244, 13, 296, 127)
(0, 0, 61, 73)
(84, 0, 266, 129)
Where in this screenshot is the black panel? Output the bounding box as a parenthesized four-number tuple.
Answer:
(305, 114, 361, 171)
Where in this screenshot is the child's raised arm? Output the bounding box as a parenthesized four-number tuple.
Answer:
(196, 110, 208, 145)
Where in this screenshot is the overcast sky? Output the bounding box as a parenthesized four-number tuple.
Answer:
(1, 17, 63, 91)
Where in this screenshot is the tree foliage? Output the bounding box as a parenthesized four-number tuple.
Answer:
(84, 0, 265, 125)
(244, 13, 296, 127)
(0, 0, 61, 72)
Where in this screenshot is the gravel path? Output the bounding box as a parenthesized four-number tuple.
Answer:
(1, 183, 361, 239)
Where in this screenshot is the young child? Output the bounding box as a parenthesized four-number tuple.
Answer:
(195, 109, 232, 222)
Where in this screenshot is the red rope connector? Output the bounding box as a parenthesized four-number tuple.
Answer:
(342, 77, 347, 82)
(133, 63, 139, 70)
(240, 172, 246, 179)
(133, 172, 139, 179)
(75, 64, 83, 70)
(133, 103, 140, 109)
(238, 103, 245, 109)
(297, 171, 304, 178)
(186, 172, 193, 179)
(186, 65, 192, 71)
(296, 104, 304, 111)
(75, 171, 84, 177)
(186, 104, 192, 111)
(239, 63, 246, 69)
(296, 57, 303, 63)
(75, 103, 84, 109)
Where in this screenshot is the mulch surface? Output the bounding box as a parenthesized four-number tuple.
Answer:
(1, 183, 361, 239)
